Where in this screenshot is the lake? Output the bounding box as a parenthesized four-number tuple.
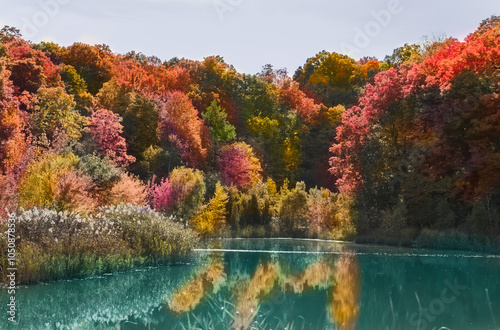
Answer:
(1, 239, 499, 329)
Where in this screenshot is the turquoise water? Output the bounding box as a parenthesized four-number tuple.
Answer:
(1, 239, 499, 329)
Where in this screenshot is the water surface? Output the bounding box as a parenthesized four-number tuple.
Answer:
(1, 239, 499, 329)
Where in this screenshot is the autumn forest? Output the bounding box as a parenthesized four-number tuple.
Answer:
(1, 16, 500, 283)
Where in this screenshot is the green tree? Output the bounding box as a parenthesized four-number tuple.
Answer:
(384, 43, 422, 66)
(202, 100, 236, 142)
(33, 86, 87, 141)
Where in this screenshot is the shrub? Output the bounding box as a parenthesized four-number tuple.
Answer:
(415, 229, 500, 253)
(1, 205, 199, 283)
(14, 207, 117, 248)
(150, 177, 174, 212)
(234, 181, 275, 229)
(379, 197, 408, 236)
(54, 170, 97, 213)
(18, 153, 78, 208)
(107, 174, 148, 206)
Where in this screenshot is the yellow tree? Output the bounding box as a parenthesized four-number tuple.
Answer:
(192, 183, 228, 236)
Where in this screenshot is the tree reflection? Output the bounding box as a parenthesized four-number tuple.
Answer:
(282, 258, 333, 293)
(234, 262, 279, 329)
(330, 252, 361, 330)
(167, 260, 226, 314)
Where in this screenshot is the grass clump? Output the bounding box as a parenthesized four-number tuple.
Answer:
(414, 229, 500, 253)
(0, 204, 199, 284)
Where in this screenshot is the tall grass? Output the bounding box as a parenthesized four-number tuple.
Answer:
(414, 229, 500, 253)
(0, 204, 199, 284)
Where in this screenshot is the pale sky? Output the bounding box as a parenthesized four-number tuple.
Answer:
(1, 0, 498, 74)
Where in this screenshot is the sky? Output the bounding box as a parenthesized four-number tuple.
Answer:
(1, 0, 498, 75)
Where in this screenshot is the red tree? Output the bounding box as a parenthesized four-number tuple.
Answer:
(329, 66, 423, 192)
(5, 39, 60, 94)
(280, 81, 324, 125)
(218, 145, 251, 190)
(89, 108, 135, 167)
(157, 91, 210, 168)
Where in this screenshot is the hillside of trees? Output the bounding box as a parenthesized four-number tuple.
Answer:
(1, 16, 500, 280)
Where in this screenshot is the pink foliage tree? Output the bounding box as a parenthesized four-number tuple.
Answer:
(89, 108, 135, 167)
(218, 145, 252, 190)
(150, 177, 174, 212)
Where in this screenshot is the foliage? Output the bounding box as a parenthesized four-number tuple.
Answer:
(121, 93, 160, 159)
(106, 174, 148, 206)
(306, 187, 334, 237)
(61, 64, 88, 96)
(192, 182, 229, 236)
(0, 60, 28, 174)
(158, 91, 210, 168)
(150, 177, 174, 212)
(0, 26, 21, 44)
(293, 51, 360, 106)
(61, 42, 116, 94)
(218, 144, 251, 190)
(276, 182, 309, 236)
(168, 166, 206, 221)
(1, 17, 500, 256)
(246, 116, 279, 139)
(218, 142, 262, 190)
(33, 86, 87, 141)
(137, 145, 179, 179)
(280, 81, 324, 124)
(89, 108, 136, 166)
(329, 67, 418, 193)
(384, 43, 422, 66)
(202, 100, 236, 142)
(54, 170, 97, 213)
(4, 39, 60, 94)
(99, 204, 199, 259)
(330, 193, 358, 240)
(77, 153, 120, 186)
(18, 153, 78, 208)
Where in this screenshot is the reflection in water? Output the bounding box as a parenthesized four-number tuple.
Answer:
(283, 258, 333, 293)
(167, 260, 226, 314)
(234, 262, 279, 328)
(2, 240, 499, 329)
(331, 252, 361, 330)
